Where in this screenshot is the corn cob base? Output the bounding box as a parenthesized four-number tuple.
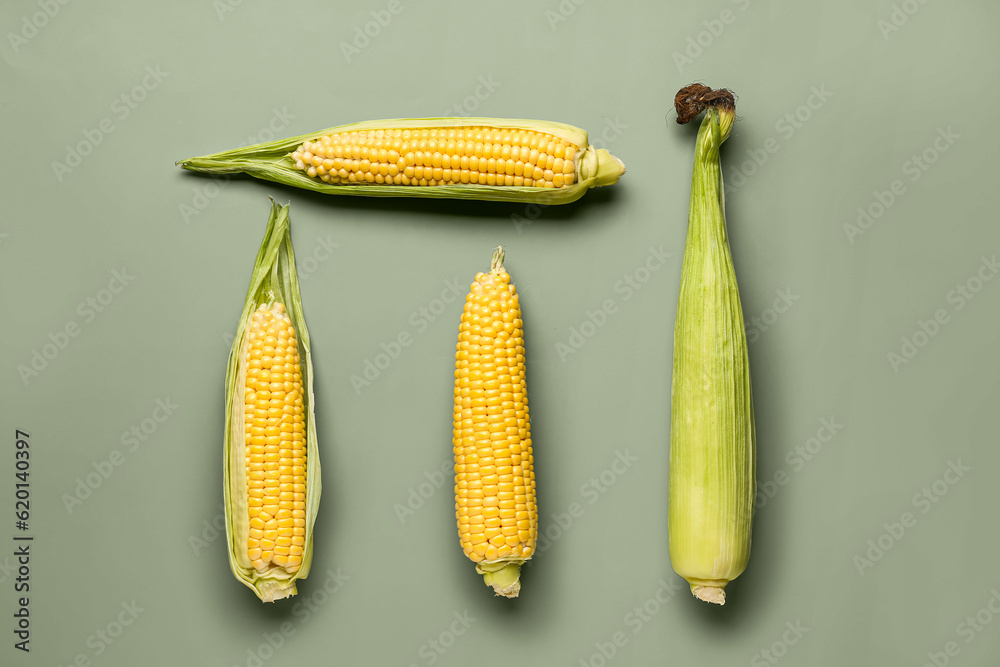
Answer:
(256, 580, 298, 603)
(688, 582, 728, 605)
(476, 560, 528, 598)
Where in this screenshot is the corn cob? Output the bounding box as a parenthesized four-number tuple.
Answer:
(668, 85, 755, 606)
(453, 247, 537, 597)
(224, 200, 321, 602)
(178, 118, 625, 205)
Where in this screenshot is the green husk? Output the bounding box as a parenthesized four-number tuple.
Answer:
(478, 560, 525, 598)
(223, 199, 321, 602)
(668, 89, 756, 606)
(177, 117, 625, 204)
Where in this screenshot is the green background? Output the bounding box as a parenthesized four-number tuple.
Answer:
(2, 0, 998, 664)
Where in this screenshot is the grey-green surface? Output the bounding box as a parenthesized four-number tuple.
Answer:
(1, 1, 998, 664)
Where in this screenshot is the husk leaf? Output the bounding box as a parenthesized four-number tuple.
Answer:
(223, 199, 321, 602)
(668, 107, 755, 606)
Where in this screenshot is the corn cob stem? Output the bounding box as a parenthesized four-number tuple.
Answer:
(490, 245, 505, 273)
(478, 562, 524, 598)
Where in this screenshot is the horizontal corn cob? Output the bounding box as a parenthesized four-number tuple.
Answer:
(224, 200, 321, 602)
(668, 85, 755, 606)
(292, 127, 578, 188)
(454, 247, 537, 597)
(178, 118, 625, 204)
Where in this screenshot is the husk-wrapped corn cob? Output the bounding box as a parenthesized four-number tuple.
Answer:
(178, 118, 625, 204)
(453, 247, 537, 597)
(224, 200, 321, 602)
(668, 85, 756, 606)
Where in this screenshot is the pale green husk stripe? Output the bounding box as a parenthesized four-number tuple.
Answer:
(177, 117, 624, 205)
(668, 107, 756, 606)
(223, 199, 321, 602)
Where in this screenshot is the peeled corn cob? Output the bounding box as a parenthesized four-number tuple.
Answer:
(178, 118, 625, 204)
(243, 303, 306, 574)
(224, 200, 321, 602)
(668, 85, 755, 606)
(453, 247, 537, 597)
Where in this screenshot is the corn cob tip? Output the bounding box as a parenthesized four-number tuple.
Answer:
(478, 562, 524, 598)
(582, 148, 626, 188)
(597, 149, 626, 186)
(490, 246, 505, 273)
(691, 584, 726, 605)
(674, 84, 736, 124)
